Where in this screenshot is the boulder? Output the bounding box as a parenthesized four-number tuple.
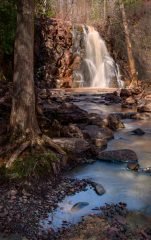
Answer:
(52, 138, 90, 154)
(57, 103, 88, 124)
(131, 128, 145, 136)
(83, 125, 114, 141)
(71, 202, 89, 212)
(98, 149, 138, 163)
(92, 138, 107, 150)
(89, 181, 106, 196)
(62, 123, 84, 138)
(127, 162, 140, 171)
(120, 89, 132, 98)
(137, 102, 151, 113)
(107, 114, 125, 131)
(129, 112, 151, 120)
(104, 92, 121, 103)
(122, 96, 137, 108)
(88, 113, 105, 128)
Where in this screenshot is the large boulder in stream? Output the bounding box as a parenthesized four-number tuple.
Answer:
(83, 125, 114, 141)
(98, 149, 138, 163)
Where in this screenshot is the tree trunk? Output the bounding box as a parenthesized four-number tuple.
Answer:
(104, 0, 107, 22)
(119, 0, 138, 87)
(10, 0, 40, 139)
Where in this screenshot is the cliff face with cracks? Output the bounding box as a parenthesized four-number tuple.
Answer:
(35, 18, 85, 89)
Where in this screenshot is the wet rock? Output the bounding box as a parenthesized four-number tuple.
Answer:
(104, 92, 121, 103)
(71, 202, 89, 212)
(113, 112, 137, 119)
(131, 128, 145, 136)
(107, 114, 125, 131)
(83, 125, 114, 142)
(57, 103, 88, 124)
(92, 138, 107, 150)
(137, 102, 151, 112)
(122, 96, 137, 108)
(89, 181, 105, 196)
(127, 162, 140, 171)
(98, 149, 138, 163)
(88, 113, 105, 127)
(130, 112, 151, 120)
(62, 123, 84, 138)
(120, 89, 132, 98)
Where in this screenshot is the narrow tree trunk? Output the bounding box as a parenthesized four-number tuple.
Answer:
(119, 0, 138, 87)
(104, 0, 107, 22)
(10, 0, 40, 139)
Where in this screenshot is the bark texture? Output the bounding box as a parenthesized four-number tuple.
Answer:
(119, 0, 138, 87)
(10, 0, 40, 138)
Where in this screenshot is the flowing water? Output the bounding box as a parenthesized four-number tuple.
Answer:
(82, 26, 123, 88)
(41, 100, 151, 231)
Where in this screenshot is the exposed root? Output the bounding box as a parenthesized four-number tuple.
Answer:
(42, 134, 66, 155)
(6, 141, 30, 168)
(5, 135, 66, 169)
(0, 137, 26, 157)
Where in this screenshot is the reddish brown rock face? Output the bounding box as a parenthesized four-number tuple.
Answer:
(35, 18, 85, 89)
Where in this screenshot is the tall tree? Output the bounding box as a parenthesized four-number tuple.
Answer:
(119, 0, 138, 87)
(104, 0, 107, 22)
(7, 0, 65, 168)
(10, 0, 40, 140)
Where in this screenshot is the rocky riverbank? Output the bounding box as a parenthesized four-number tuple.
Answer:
(0, 177, 89, 240)
(1, 87, 151, 239)
(58, 203, 151, 240)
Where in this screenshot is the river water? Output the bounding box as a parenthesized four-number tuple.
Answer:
(41, 101, 151, 231)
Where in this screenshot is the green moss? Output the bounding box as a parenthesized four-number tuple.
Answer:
(8, 151, 58, 179)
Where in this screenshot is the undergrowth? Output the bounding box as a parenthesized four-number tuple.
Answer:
(0, 151, 58, 181)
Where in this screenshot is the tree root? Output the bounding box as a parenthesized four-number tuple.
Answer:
(42, 135, 66, 155)
(6, 141, 30, 168)
(0, 137, 27, 157)
(5, 135, 66, 169)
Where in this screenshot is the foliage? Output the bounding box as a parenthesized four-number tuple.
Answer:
(0, 0, 17, 55)
(35, 0, 56, 17)
(122, 0, 142, 5)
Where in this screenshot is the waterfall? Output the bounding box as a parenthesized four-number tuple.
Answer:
(82, 26, 123, 88)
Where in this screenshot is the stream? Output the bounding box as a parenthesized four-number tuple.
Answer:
(41, 98, 151, 232)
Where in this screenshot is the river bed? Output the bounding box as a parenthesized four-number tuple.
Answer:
(41, 102, 151, 231)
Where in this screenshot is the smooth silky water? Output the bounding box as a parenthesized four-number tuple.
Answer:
(40, 104, 151, 231)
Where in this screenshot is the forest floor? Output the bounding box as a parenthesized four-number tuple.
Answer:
(0, 177, 89, 240)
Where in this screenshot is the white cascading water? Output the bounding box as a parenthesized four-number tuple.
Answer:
(83, 26, 123, 88)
